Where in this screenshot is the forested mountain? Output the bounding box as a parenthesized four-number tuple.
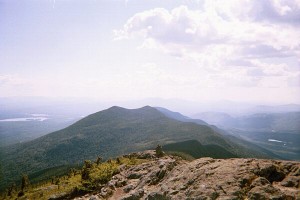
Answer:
(0, 106, 279, 190)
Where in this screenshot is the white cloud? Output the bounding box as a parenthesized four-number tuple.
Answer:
(205, 0, 300, 23)
(115, 0, 300, 89)
(116, 4, 300, 53)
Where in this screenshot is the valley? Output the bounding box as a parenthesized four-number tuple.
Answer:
(193, 111, 300, 161)
(228, 129, 300, 161)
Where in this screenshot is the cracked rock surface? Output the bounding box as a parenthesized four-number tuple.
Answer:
(74, 151, 300, 200)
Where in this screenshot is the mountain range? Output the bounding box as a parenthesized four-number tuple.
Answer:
(193, 112, 300, 132)
(193, 111, 300, 161)
(0, 106, 282, 191)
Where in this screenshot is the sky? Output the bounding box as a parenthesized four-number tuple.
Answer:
(0, 0, 300, 104)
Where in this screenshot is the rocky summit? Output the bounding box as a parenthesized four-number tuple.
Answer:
(75, 151, 300, 200)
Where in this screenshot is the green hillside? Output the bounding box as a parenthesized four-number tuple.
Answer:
(0, 106, 277, 191)
(163, 140, 237, 159)
(163, 140, 238, 158)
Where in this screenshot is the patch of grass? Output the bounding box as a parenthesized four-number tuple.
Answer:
(1, 155, 149, 200)
(119, 157, 146, 166)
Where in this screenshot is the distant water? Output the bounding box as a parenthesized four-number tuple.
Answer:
(268, 139, 283, 143)
(31, 113, 49, 117)
(0, 117, 48, 122)
(0, 114, 49, 122)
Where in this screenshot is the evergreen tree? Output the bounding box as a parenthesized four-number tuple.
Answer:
(81, 168, 90, 181)
(68, 168, 76, 177)
(55, 178, 60, 189)
(21, 174, 30, 192)
(155, 144, 164, 157)
(51, 176, 56, 184)
(96, 156, 102, 165)
(7, 182, 16, 196)
(84, 160, 93, 168)
(81, 160, 92, 180)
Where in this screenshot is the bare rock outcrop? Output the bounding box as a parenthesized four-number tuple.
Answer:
(75, 151, 300, 200)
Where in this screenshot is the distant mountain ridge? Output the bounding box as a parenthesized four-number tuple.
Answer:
(155, 107, 208, 125)
(0, 106, 280, 191)
(193, 111, 300, 132)
(193, 111, 300, 160)
(253, 104, 300, 114)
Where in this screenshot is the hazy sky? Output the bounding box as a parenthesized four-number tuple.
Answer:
(1, 0, 300, 104)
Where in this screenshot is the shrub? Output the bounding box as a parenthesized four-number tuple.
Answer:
(155, 144, 164, 157)
(21, 174, 30, 192)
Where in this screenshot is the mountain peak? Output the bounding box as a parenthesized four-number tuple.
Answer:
(106, 105, 154, 112)
(107, 105, 126, 110)
(141, 105, 152, 109)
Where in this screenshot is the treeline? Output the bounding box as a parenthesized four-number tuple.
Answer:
(1, 153, 150, 200)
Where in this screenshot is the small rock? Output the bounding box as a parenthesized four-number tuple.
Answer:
(122, 188, 145, 200)
(127, 172, 142, 179)
(100, 187, 113, 198)
(280, 176, 299, 187)
(248, 185, 286, 200)
(157, 169, 166, 180)
(146, 192, 170, 200)
(290, 166, 300, 176)
(116, 179, 127, 187)
(187, 179, 194, 185)
(123, 184, 134, 193)
(137, 188, 144, 197)
(118, 164, 127, 171)
(160, 184, 169, 193)
(89, 195, 100, 200)
(159, 161, 166, 168)
(179, 184, 188, 190)
(250, 177, 270, 188)
(120, 193, 140, 200)
(48, 192, 67, 200)
(108, 180, 117, 188)
(169, 190, 179, 195)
